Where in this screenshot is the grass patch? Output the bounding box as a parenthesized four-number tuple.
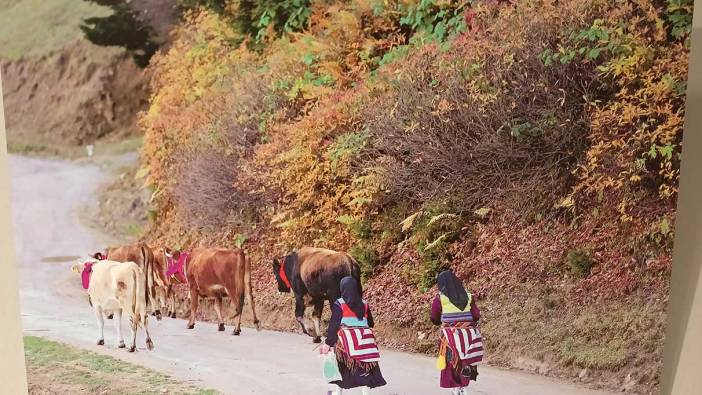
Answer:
(480, 290, 663, 372)
(559, 338, 627, 369)
(7, 134, 142, 161)
(566, 248, 594, 277)
(5, 137, 61, 157)
(125, 223, 144, 238)
(24, 336, 219, 395)
(0, 0, 116, 61)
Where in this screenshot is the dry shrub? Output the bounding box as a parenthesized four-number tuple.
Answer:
(361, 0, 600, 215)
(172, 86, 267, 229)
(169, 47, 270, 229)
(174, 147, 239, 228)
(140, 10, 271, 227)
(140, 10, 243, 197)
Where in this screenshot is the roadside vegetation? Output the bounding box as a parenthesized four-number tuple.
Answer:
(24, 336, 219, 394)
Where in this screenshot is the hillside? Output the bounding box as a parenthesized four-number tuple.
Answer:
(0, 0, 175, 151)
(112, 0, 692, 394)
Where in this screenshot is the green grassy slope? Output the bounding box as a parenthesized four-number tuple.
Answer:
(0, 0, 114, 61)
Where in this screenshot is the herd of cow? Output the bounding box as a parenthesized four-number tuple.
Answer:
(71, 243, 362, 352)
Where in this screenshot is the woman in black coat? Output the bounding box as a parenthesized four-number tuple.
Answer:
(320, 276, 386, 394)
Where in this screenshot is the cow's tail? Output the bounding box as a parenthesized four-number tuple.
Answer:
(139, 243, 154, 314)
(242, 251, 261, 331)
(133, 264, 147, 329)
(348, 255, 363, 295)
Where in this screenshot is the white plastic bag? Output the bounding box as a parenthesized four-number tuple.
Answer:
(322, 351, 342, 383)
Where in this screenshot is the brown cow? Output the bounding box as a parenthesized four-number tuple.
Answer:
(103, 242, 168, 320)
(165, 247, 261, 335)
(272, 247, 361, 343)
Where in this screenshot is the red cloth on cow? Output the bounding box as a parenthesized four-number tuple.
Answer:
(166, 252, 188, 283)
(81, 262, 94, 289)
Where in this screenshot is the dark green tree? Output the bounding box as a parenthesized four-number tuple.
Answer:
(177, 0, 228, 14)
(80, 1, 159, 68)
(237, 0, 311, 43)
(178, 0, 311, 47)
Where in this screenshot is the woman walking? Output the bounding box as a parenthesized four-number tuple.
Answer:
(430, 270, 484, 395)
(320, 276, 386, 394)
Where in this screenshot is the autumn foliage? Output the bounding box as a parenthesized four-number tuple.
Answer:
(138, 0, 692, 391)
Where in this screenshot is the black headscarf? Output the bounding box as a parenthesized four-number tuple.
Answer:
(340, 276, 365, 319)
(437, 270, 468, 310)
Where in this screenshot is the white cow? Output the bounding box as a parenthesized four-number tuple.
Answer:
(86, 259, 154, 352)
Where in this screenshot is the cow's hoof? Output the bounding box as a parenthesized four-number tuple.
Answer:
(186, 323, 195, 329)
(313, 336, 322, 344)
(118, 341, 126, 349)
(254, 320, 261, 331)
(107, 314, 113, 320)
(170, 312, 177, 319)
(128, 346, 136, 353)
(154, 310, 162, 321)
(97, 339, 104, 346)
(146, 339, 154, 351)
(232, 329, 241, 336)
(218, 323, 225, 332)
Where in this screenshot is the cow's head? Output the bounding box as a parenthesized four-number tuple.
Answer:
(147, 247, 169, 312)
(272, 253, 294, 293)
(72, 256, 100, 289)
(72, 256, 99, 274)
(163, 247, 181, 264)
(71, 263, 83, 274)
(164, 247, 187, 284)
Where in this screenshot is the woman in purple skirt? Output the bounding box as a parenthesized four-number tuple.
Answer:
(430, 270, 482, 395)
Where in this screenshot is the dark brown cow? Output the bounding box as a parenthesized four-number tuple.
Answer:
(104, 242, 168, 320)
(272, 247, 361, 343)
(166, 247, 261, 335)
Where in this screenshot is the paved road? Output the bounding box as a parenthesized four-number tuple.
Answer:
(10, 154, 617, 395)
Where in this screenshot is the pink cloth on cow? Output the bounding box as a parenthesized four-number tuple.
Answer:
(81, 262, 94, 289)
(166, 252, 189, 283)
